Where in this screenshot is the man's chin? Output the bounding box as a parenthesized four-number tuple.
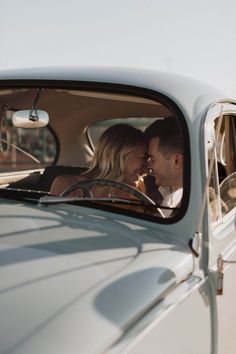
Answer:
(154, 177, 160, 186)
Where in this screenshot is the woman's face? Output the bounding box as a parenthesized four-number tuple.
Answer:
(123, 145, 147, 186)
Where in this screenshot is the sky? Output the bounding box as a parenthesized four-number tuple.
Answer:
(1, 0, 236, 97)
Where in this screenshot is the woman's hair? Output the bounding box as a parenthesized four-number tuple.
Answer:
(84, 124, 146, 181)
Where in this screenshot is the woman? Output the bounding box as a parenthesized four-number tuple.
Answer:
(50, 124, 147, 198)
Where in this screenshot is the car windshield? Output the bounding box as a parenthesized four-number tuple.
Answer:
(0, 85, 189, 222)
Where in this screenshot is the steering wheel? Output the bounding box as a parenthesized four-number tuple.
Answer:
(219, 172, 236, 211)
(60, 178, 156, 206)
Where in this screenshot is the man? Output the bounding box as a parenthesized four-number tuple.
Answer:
(145, 117, 184, 217)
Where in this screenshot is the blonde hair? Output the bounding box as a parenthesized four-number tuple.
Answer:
(84, 124, 146, 182)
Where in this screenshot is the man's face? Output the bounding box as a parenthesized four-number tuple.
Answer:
(148, 137, 182, 189)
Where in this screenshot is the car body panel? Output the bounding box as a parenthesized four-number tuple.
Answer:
(110, 277, 211, 354)
(0, 66, 229, 241)
(0, 67, 236, 354)
(0, 66, 225, 123)
(0, 200, 193, 354)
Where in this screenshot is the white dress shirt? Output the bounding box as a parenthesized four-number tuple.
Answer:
(158, 186, 183, 217)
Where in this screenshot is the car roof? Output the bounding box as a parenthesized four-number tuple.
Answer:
(0, 66, 227, 124)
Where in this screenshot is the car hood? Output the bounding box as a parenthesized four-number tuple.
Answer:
(0, 200, 193, 354)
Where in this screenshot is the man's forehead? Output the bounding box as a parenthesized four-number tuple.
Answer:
(149, 136, 160, 144)
(148, 137, 160, 152)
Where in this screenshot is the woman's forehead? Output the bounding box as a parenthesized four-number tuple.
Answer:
(136, 144, 147, 153)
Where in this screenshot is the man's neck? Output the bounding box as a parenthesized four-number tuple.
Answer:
(170, 182, 182, 193)
(171, 176, 183, 192)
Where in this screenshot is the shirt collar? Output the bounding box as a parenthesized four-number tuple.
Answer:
(158, 186, 183, 208)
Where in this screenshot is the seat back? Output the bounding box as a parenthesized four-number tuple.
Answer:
(38, 165, 88, 191)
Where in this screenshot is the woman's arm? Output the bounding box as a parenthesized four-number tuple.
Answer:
(50, 175, 85, 196)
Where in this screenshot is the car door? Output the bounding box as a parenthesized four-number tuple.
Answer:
(205, 102, 236, 354)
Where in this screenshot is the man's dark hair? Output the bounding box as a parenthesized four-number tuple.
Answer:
(145, 116, 183, 155)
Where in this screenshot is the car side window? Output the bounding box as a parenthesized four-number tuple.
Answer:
(87, 118, 157, 150)
(0, 111, 58, 172)
(208, 115, 236, 223)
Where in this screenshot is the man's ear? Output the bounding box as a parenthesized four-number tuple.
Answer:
(172, 153, 183, 169)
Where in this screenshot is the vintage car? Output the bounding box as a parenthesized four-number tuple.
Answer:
(0, 67, 236, 354)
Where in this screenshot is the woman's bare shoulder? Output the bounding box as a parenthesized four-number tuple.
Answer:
(50, 175, 86, 195)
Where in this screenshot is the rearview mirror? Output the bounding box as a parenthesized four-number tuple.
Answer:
(12, 110, 49, 128)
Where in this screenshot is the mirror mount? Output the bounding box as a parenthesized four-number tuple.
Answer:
(12, 88, 49, 128)
(28, 88, 44, 122)
(29, 112, 39, 122)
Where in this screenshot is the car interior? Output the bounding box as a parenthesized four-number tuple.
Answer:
(208, 114, 236, 222)
(0, 84, 187, 220)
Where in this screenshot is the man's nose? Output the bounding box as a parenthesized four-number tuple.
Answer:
(143, 160, 153, 174)
(147, 160, 153, 173)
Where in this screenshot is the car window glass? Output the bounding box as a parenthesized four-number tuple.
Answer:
(0, 87, 187, 222)
(0, 111, 57, 172)
(208, 115, 236, 223)
(87, 115, 186, 220)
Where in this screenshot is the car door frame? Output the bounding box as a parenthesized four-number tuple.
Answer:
(204, 100, 236, 354)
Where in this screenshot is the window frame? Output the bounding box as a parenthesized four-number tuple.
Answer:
(0, 80, 190, 224)
(205, 102, 236, 228)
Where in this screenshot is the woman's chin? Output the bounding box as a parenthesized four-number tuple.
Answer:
(125, 179, 137, 187)
(129, 181, 136, 187)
